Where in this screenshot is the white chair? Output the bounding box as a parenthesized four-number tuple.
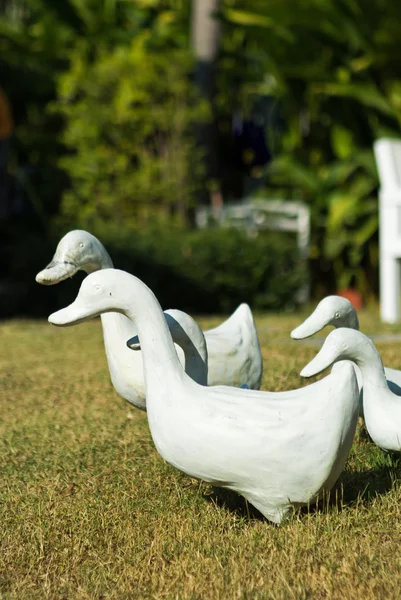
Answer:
(374, 138, 401, 322)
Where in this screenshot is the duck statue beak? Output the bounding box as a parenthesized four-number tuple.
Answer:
(36, 260, 79, 285)
(291, 310, 328, 340)
(49, 299, 98, 327)
(300, 343, 336, 378)
(126, 335, 141, 351)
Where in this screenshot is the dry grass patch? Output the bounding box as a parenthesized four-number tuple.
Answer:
(1, 310, 401, 599)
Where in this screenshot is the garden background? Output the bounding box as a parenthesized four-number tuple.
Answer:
(1, 0, 401, 315)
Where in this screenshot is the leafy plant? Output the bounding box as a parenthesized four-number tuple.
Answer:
(53, 32, 208, 228)
(218, 0, 401, 295)
(91, 222, 306, 312)
(266, 151, 378, 294)
(0, 0, 197, 225)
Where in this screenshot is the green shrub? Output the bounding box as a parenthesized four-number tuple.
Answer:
(0, 222, 305, 317)
(79, 223, 306, 313)
(53, 32, 208, 228)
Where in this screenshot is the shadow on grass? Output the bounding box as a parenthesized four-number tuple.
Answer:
(202, 456, 401, 524)
(341, 456, 401, 502)
(302, 457, 401, 519)
(203, 487, 267, 522)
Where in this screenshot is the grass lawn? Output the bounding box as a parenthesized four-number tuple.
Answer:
(2, 308, 401, 599)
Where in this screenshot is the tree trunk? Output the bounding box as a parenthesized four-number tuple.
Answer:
(191, 0, 221, 209)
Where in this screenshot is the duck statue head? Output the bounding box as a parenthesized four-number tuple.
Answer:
(36, 230, 112, 285)
(48, 269, 132, 327)
(291, 296, 359, 340)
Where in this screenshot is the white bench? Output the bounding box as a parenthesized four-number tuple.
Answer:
(195, 199, 310, 301)
(374, 139, 401, 322)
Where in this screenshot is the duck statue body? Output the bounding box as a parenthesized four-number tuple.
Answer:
(291, 295, 401, 394)
(49, 269, 359, 524)
(302, 328, 401, 452)
(36, 231, 263, 406)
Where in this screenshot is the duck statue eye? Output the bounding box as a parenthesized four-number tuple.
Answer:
(79, 242, 85, 248)
(334, 311, 340, 319)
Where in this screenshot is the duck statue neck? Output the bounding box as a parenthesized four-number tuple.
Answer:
(301, 328, 401, 451)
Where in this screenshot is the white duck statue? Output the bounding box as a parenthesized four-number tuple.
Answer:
(49, 269, 359, 524)
(291, 295, 401, 394)
(301, 328, 401, 452)
(291, 296, 359, 339)
(36, 231, 262, 398)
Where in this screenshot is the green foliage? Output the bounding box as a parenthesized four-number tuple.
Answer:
(0, 0, 198, 225)
(0, 0, 74, 219)
(53, 32, 208, 227)
(86, 223, 306, 312)
(4, 0, 401, 298)
(219, 0, 401, 295)
(0, 221, 305, 317)
(266, 151, 379, 293)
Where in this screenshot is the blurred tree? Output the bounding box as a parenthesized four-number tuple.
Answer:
(2, 0, 401, 296)
(0, 0, 209, 227)
(0, 0, 74, 222)
(54, 32, 208, 227)
(218, 0, 401, 296)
